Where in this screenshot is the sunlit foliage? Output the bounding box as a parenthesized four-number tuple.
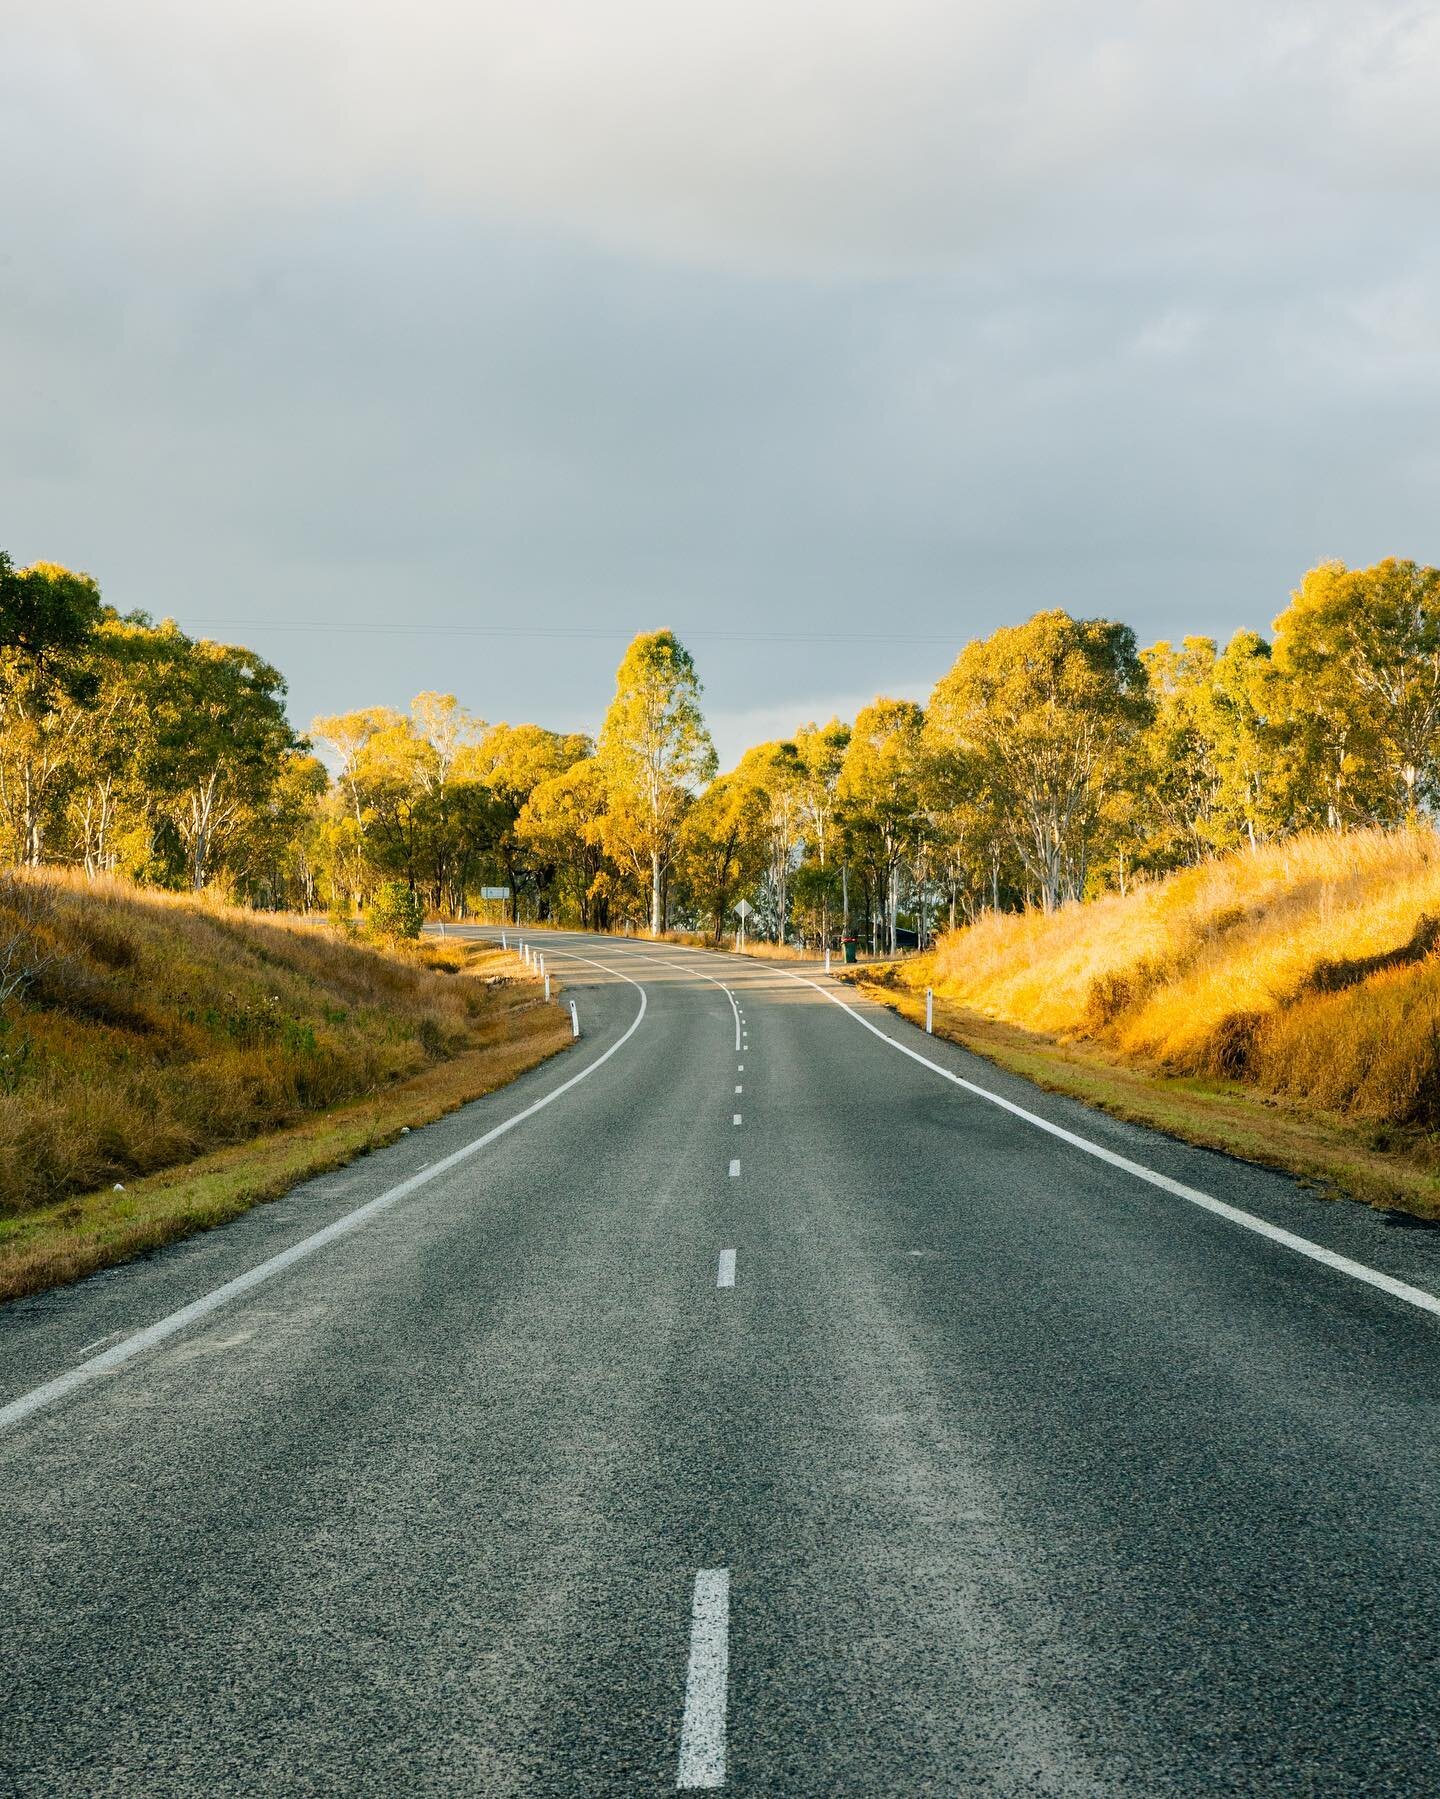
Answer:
(5, 552, 1440, 950)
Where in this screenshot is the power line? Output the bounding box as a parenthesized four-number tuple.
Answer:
(185, 620, 961, 646)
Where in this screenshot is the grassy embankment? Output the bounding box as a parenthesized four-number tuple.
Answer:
(0, 874, 572, 1302)
(857, 827, 1440, 1217)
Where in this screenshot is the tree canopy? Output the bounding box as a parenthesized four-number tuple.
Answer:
(599, 630, 716, 932)
(929, 611, 1150, 911)
(4, 547, 1438, 949)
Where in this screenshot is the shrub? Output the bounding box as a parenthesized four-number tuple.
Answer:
(369, 881, 424, 941)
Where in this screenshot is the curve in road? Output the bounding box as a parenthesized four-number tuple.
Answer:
(5, 928, 1440, 1794)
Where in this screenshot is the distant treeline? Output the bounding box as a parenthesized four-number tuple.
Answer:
(2, 548, 1437, 948)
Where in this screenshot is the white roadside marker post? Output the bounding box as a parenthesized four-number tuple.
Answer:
(570, 1001, 580, 1039)
(538, 953, 545, 977)
(824, 945, 831, 973)
(544, 974, 551, 1001)
(501, 929, 508, 949)
(926, 988, 934, 1034)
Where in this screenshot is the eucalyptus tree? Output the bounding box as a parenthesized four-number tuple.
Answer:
(929, 611, 1150, 913)
(674, 768, 771, 942)
(1271, 559, 1440, 825)
(1133, 636, 1226, 872)
(599, 631, 716, 934)
(0, 555, 102, 692)
(732, 739, 805, 940)
(0, 559, 103, 865)
(837, 698, 925, 951)
(793, 718, 850, 944)
(516, 758, 613, 927)
(65, 614, 178, 877)
(146, 635, 298, 890)
(469, 722, 591, 920)
(1209, 629, 1288, 849)
(408, 693, 488, 909)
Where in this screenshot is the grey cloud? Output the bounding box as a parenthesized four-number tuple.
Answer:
(9, 1, 1440, 275)
(1, 3, 1437, 764)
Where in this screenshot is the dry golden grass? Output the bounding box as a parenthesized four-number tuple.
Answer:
(903, 825, 1440, 1149)
(0, 871, 563, 1218)
(0, 1000, 572, 1303)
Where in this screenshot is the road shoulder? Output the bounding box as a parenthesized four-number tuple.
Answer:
(849, 969, 1440, 1218)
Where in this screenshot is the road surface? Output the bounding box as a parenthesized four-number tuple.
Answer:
(5, 929, 1440, 1794)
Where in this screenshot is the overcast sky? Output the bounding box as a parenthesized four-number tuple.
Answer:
(3, 1, 1438, 765)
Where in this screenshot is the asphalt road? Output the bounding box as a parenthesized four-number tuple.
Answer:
(7, 929, 1440, 1794)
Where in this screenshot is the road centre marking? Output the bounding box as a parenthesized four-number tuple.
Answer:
(733, 1114, 741, 1125)
(598, 935, 1440, 1329)
(735, 1085, 742, 1094)
(729, 1159, 740, 1178)
(612, 943, 743, 1053)
(677, 1569, 730, 1789)
(559, 940, 1440, 1325)
(716, 1250, 736, 1288)
(0, 947, 649, 1437)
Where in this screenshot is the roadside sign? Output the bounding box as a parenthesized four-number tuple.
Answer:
(734, 899, 753, 919)
(481, 886, 511, 900)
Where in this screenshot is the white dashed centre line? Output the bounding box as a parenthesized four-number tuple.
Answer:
(729, 1159, 740, 1178)
(734, 1085, 742, 1094)
(716, 1249, 736, 1288)
(676, 1569, 730, 1789)
(733, 1113, 742, 1125)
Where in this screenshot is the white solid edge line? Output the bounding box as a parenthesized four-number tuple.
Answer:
(569, 933, 1440, 1320)
(616, 934, 1440, 1326)
(760, 962, 1440, 1321)
(606, 945, 751, 1059)
(677, 1568, 730, 1789)
(0, 949, 650, 1437)
(716, 1249, 736, 1288)
(729, 1159, 740, 1178)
